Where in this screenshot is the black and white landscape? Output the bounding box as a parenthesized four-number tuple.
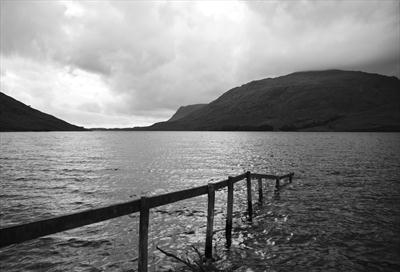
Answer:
(0, 1, 399, 272)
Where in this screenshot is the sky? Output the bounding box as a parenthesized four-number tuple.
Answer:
(1, 0, 399, 128)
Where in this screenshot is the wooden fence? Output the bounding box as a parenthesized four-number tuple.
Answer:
(0, 171, 294, 271)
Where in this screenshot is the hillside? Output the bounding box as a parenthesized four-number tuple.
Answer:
(0, 92, 86, 131)
(168, 104, 206, 122)
(149, 70, 400, 131)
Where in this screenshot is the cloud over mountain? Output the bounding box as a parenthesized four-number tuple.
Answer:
(1, 0, 399, 127)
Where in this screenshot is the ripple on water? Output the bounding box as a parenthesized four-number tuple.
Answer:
(0, 132, 399, 271)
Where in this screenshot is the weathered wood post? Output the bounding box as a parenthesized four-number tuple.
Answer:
(275, 177, 280, 191)
(205, 183, 215, 259)
(225, 176, 234, 248)
(258, 177, 263, 204)
(246, 171, 253, 222)
(138, 196, 150, 272)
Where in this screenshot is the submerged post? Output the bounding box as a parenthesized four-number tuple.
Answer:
(225, 177, 234, 248)
(205, 183, 215, 259)
(275, 177, 280, 191)
(138, 197, 150, 272)
(289, 173, 293, 183)
(246, 171, 253, 222)
(258, 178, 263, 204)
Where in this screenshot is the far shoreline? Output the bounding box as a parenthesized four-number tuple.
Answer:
(2, 129, 400, 133)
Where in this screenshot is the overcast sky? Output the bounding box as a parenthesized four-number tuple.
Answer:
(1, 0, 399, 128)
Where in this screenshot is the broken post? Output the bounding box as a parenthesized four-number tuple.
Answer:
(225, 176, 234, 248)
(258, 177, 263, 204)
(138, 196, 150, 272)
(246, 171, 253, 222)
(275, 177, 280, 191)
(205, 183, 215, 259)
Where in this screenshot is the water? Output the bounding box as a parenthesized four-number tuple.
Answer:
(0, 132, 399, 271)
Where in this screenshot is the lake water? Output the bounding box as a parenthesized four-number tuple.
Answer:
(0, 132, 399, 271)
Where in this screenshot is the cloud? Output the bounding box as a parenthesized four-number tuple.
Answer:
(0, 1, 67, 58)
(1, 0, 399, 127)
(239, 0, 400, 80)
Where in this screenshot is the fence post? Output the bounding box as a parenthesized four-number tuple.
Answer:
(138, 196, 150, 272)
(225, 177, 234, 248)
(246, 171, 253, 222)
(275, 177, 280, 191)
(205, 183, 215, 259)
(258, 178, 263, 204)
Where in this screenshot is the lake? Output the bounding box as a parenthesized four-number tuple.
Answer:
(0, 132, 399, 271)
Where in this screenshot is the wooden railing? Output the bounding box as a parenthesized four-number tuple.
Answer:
(0, 171, 294, 271)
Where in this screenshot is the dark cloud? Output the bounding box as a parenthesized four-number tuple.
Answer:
(1, 0, 399, 127)
(0, 1, 67, 58)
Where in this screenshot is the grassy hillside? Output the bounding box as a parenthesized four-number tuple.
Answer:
(150, 70, 400, 131)
(168, 104, 206, 122)
(0, 92, 86, 131)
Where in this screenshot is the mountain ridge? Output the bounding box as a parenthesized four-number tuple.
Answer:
(168, 104, 206, 122)
(0, 92, 86, 132)
(146, 69, 400, 131)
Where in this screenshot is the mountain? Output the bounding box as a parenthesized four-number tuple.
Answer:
(167, 104, 206, 122)
(0, 92, 86, 131)
(148, 70, 400, 131)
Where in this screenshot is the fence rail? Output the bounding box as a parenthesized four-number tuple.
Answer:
(0, 171, 294, 271)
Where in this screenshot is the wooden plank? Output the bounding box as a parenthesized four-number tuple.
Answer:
(205, 184, 215, 259)
(1, 171, 295, 249)
(250, 173, 278, 180)
(231, 173, 247, 183)
(279, 173, 294, 179)
(0, 199, 141, 248)
(212, 173, 245, 190)
(213, 179, 229, 191)
(246, 171, 253, 222)
(148, 185, 208, 208)
(138, 197, 150, 272)
(225, 177, 234, 248)
(278, 182, 290, 190)
(278, 173, 294, 187)
(258, 178, 263, 204)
